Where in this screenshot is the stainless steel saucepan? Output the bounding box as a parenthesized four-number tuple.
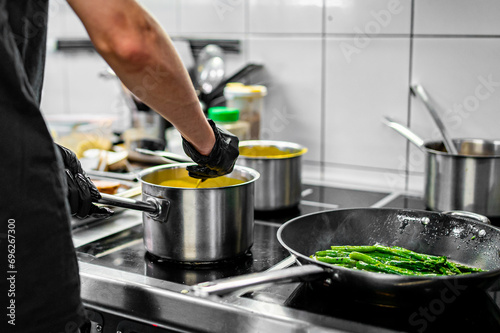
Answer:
(237, 140, 307, 211)
(96, 163, 260, 263)
(384, 117, 500, 217)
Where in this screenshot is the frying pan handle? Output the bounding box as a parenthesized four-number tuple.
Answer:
(97, 193, 170, 222)
(443, 210, 491, 225)
(191, 264, 328, 297)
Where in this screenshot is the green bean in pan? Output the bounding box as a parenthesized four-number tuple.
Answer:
(311, 245, 486, 276)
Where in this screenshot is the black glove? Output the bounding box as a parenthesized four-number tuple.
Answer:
(182, 119, 239, 179)
(56, 143, 114, 219)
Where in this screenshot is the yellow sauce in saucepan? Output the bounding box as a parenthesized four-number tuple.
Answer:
(239, 146, 307, 158)
(160, 176, 245, 188)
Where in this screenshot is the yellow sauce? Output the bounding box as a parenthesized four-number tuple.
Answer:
(159, 176, 245, 188)
(239, 146, 307, 158)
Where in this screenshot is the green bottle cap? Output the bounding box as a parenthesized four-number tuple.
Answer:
(208, 106, 240, 122)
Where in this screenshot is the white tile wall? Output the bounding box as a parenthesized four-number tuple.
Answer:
(325, 0, 412, 35)
(179, 0, 245, 34)
(324, 37, 411, 174)
(248, 37, 323, 162)
(65, 53, 123, 116)
(41, 0, 500, 193)
(411, 38, 500, 143)
(414, 0, 500, 35)
(62, 2, 89, 38)
(248, 0, 323, 34)
(40, 52, 68, 115)
(138, 0, 178, 34)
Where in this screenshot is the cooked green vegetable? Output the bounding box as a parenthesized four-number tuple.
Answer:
(311, 244, 486, 276)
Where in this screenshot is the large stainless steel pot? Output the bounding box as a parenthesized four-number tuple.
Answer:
(237, 140, 307, 211)
(385, 117, 500, 217)
(424, 139, 500, 217)
(98, 163, 260, 263)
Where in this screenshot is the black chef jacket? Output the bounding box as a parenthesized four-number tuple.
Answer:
(0, 1, 86, 332)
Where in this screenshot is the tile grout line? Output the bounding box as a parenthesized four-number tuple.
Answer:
(320, 0, 327, 181)
(405, 0, 416, 193)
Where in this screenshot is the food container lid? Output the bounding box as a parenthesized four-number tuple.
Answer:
(208, 106, 240, 122)
(223, 83, 267, 99)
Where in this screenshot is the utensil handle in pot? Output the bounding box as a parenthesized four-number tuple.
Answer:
(410, 84, 459, 155)
(191, 264, 327, 297)
(443, 210, 491, 225)
(135, 148, 193, 163)
(382, 116, 426, 151)
(97, 193, 170, 221)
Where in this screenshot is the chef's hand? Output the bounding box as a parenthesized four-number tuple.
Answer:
(182, 119, 239, 179)
(55, 144, 114, 219)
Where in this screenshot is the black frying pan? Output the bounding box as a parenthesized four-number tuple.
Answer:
(192, 208, 500, 303)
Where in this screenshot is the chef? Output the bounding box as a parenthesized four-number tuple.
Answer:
(0, 0, 238, 332)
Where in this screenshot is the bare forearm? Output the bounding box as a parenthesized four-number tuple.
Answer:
(67, 0, 215, 155)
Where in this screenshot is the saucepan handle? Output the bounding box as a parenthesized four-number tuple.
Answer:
(97, 193, 170, 222)
(443, 210, 491, 225)
(382, 116, 426, 151)
(191, 264, 327, 297)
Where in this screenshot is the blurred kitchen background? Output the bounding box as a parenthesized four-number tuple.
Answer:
(41, 0, 500, 194)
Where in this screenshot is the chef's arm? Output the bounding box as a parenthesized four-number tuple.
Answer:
(66, 0, 215, 156)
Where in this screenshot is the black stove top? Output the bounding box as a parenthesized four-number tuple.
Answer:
(285, 282, 500, 332)
(75, 184, 500, 332)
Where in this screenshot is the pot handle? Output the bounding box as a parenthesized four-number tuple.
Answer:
(443, 210, 491, 225)
(411, 84, 459, 155)
(97, 193, 170, 222)
(382, 116, 426, 151)
(191, 264, 328, 297)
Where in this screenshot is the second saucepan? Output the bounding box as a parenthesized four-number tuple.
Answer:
(236, 140, 307, 211)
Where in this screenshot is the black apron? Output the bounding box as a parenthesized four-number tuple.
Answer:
(0, 1, 86, 332)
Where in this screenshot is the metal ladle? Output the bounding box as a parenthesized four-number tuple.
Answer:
(196, 44, 225, 96)
(135, 148, 193, 163)
(135, 148, 206, 187)
(410, 84, 459, 155)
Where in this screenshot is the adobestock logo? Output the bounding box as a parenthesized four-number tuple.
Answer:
(339, 0, 404, 64)
(440, 74, 500, 131)
(212, 0, 243, 21)
(260, 105, 296, 139)
(408, 279, 467, 332)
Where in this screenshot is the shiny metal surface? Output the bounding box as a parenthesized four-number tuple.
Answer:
(411, 84, 458, 154)
(237, 140, 307, 211)
(98, 193, 171, 222)
(135, 148, 193, 163)
(192, 265, 327, 297)
(425, 139, 500, 216)
(139, 163, 260, 262)
(442, 210, 491, 225)
(196, 44, 225, 95)
(385, 117, 500, 216)
(79, 262, 384, 333)
(383, 116, 425, 150)
(193, 208, 500, 303)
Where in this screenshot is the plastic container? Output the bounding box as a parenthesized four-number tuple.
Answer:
(208, 106, 250, 141)
(223, 83, 267, 140)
